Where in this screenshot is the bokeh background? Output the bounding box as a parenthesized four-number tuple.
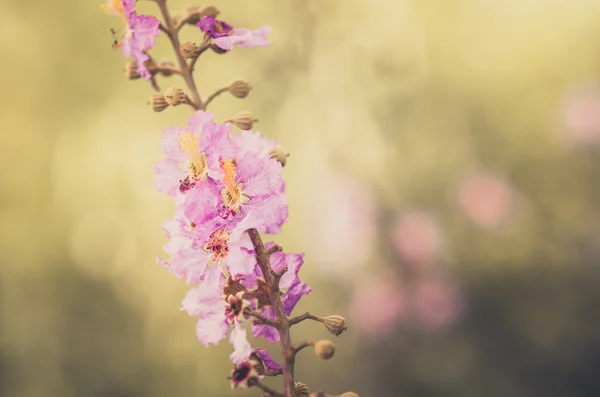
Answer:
(3, 0, 600, 396)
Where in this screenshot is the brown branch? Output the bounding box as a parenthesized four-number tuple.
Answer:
(291, 340, 315, 358)
(253, 380, 284, 397)
(155, 0, 202, 109)
(203, 86, 230, 110)
(267, 244, 283, 255)
(247, 228, 295, 397)
(289, 312, 321, 326)
(246, 309, 279, 327)
(184, 95, 200, 111)
(153, 64, 182, 76)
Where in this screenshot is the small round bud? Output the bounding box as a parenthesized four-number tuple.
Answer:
(269, 146, 289, 167)
(294, 382, 310, 397)
(180, 41, 199, 59)
(230, 111, 258, 130)
(229, 80, 252, 99)
(148, 94, 169, 112)
(321, 315, 347, 336)
(164, 87, 186, 106)
(338, 393, 360, 397)
(124, 61, 140, 80)
(314, 340, 335, 360)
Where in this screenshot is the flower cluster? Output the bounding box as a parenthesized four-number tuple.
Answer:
(104, 1, 357, 396)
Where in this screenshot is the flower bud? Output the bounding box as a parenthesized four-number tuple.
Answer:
(314, 340, 335, 360)
(180, 41, 199, 59)
(148, 94, 169, 112)
(294, 382, 310, 397)
(338, 393, 360, 397)
(269, 146, 289, 167)
(321, 315, 347, 336)
(229, 80, 252, 99)
(183, 5, 220, 25)
(164, 87, 186, 106)
(230, 111, 258, 130)
(124, 61, 140, 80)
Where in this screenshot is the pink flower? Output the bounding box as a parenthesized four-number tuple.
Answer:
(392, 210, 443, 268)
(154, 111, 235, 197)
(102, 0, 160, 79)
(197, 16, 270, 52)
(457, 173, 513, 229)
(181, 265, 254, 346)
(232, 130, 278, 160)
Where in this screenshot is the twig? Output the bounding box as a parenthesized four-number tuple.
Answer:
(253, 380, 285, 397)
(289, 312, 321, 326)
(246, 309, 279, 327)
(155, 0, 202, 108)
(188, 37, 211, 74)
(184, 95, 200, 111)
(203, 86, 230, 110)
(267, 244, 283, 255)
(291, 340, 315, 358)
(247, 228, 295, 397)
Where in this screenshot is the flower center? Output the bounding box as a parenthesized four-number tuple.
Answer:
(220, 159, 250, 215)
(179, 130, 208, 184)
(231, 361, 252, 385)
(206, 229, 231, 261)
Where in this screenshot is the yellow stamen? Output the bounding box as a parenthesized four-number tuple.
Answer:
(179, 131, 207, 181)
(101, 0, 128, 22)
(220, 159, 250, 213)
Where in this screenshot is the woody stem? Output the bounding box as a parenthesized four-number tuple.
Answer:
(247, 228, 295, 397)
(155, 0, 203, 109)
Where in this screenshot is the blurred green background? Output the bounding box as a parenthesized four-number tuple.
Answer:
(3, 0, 600, 396)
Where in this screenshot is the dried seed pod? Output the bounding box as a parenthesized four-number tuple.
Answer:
(180, 41, 199, 59)
(230, 111, 258, 130)
(294, 382, 310, 397)
(164, 87, 186, 106)
(269, 146, 289, 167)
(124, 60, 140, 80)
(321, 315, 347, 336)
(148, 94, 169, 112)
(314, 340, 335, 360)
(229, 80, 252, 99)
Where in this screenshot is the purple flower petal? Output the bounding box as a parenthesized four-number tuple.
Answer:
(251, 307, 279, 342)
(253, 348, 281, 371)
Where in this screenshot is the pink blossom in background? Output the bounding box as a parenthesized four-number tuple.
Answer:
(562, 83, 600, 146)
(457, 173, 513, 230)
(350, 275, 405, 338)
(411, 278, 462, 330)
(309, 172, 377, 277)
(392, 210, 443, 269)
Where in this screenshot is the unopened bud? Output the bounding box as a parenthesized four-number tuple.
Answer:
(183, 5, 220, 25)
(229, 80, 252, 99)
(180, 41, 199, 59)
(165, 87, 186, 106)
(148, 94, 169, 112)
(338, 393, 360, 397)
(230, 111, 258, 130)
(269, 146, 289, 167)
(124, 61, 140, 80)
(321, 315, 347, 336)
(294, 382, 309, 397)
(314, 340, 335, 360)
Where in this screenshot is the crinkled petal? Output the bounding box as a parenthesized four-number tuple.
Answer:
(237, 153, 283, 197)
(213, 27, 271, 51)
(270, 252, 304, 291)
(253, 349, 281, 371)
(229, 322, 253, 365)
(181, 264, 224, 317)
(282, 280, 312, 316)
(159, 126, 186, 160)
(154, 158, 186, 196)
(251, 307, 279, 342)
(163, 233, 193, 255)
(232, 130, 277, 160)
(184, 178, 223, 228)
(165, 248, 209, 284)
(227, 240, 258, 278)
(243, 194, 289, 235)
